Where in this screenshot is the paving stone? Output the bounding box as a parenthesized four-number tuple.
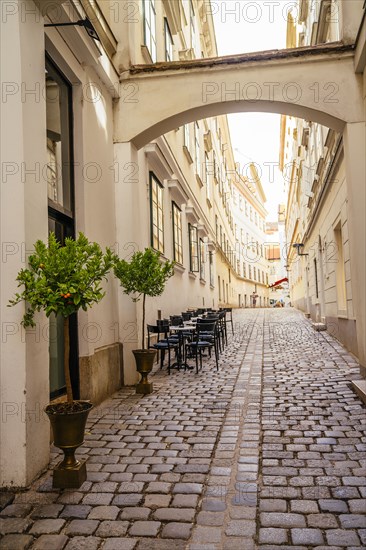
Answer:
(65, 519, 99, 536)
(339, 514, 366, 529)
(290, 500, 319, 513)
(173, 483, 203, 494)
(153, 507, 195, 522)
(172, 494, 199, 508)
(31, 504, 64, 518)
(0, 534, 33, 549)
(260, 512, 306, 528)
(96, 520, 129, 536)
(31, 534, 68, 550)
(30, 519, 66, 535)
(307, 513, 339, 529)
(120, 507, 151, 520)
(0, 518, 32, 534)
(129, 520, 161, 537)
(87, 505, 120, 520)
(60, 505, 92, 519)
(192, 526, 222, 543)
(161, 522, 193, 539)
(259, 499, 287, 512)
(319, 499, 349, 513)
(259, 527, 288, 544)
(144, 494, 171, 508)
(64, 536, 101, 550)
(0, 504, 33, 517)
(225, 519, 256, 537)
(136, 539, 186, 550)
(326, 529, 361, 546)
(291, 528, 324, 545)
(102, 539, 138, 550)
(197, 511, 225, 526)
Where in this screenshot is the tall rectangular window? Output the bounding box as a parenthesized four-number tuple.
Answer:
(143, 0, 156, 62)
(150, 172, 164, 252)
(195, 122, 201, 180)
(205, 151, 212, 202)
(334, 223, 347, 312)
(189, 0, 196, 50)
(184, 123, 191, 150)
(188, 224, 199, 272)
(46, 57, 78, 400)
(164, 18, 173, 61)
(209, 251, 214, 286)
(172, 202, 183, 264)
(314, 258, 319, 298)
(199, 238, 205, 280)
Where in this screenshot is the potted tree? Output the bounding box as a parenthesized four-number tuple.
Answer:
(114, 248, 174, 394)
(9, 232, 114, 488)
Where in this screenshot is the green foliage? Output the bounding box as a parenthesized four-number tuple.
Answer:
(114, 248, 175, 349)
(9, 232, 114, 327)
(114, 248, 175, 302)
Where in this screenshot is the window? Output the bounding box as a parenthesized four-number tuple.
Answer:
(255, 212, 258, 225)
(172, 202, 183, 264)
(164, 18, 173, 61)
(143, 0, 156, 62)
(215, 215, 218, 240)
(243, 262, 246, 278)
(314, 258, 319, 298)
(218, 275, 221, 300)
(249, 265, 252, 279)
(334, 222, 347, 312)
(150, 172, 164, 252)
(46, 57, 78, 400)
(184, 123, 191, 151)
(189, 0, 196, 50)
(250, 207, 253, 221)
(209, 251, 214, 286)
(245, 201, 248, 216)
(199, 239, 205, 280)
(253, 266, 256, 281)
(188, 224, 199, 272)
(195, 122, 201, 180)
(205, 151, 212, 202)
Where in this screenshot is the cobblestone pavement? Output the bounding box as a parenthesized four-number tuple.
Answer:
(1, 308, 365, 550)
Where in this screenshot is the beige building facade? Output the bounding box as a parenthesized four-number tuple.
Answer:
(279, 0, 366, 374)
(1, 0, 269, 487)
(1, 0, 365, 488)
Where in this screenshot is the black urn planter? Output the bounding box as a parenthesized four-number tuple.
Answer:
(133, 349, 157, 394)
(45, 400, 93, 488)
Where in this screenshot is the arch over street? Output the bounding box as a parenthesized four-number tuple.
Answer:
(115, 43, 364, 149)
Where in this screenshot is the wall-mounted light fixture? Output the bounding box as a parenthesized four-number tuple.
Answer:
(45, 18, 100, 41)
(293, 243, 308, 256)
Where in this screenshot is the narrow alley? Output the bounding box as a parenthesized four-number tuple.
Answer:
(1, 309, 365, 550)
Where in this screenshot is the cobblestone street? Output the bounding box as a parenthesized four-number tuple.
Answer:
(1, 308, 365, 550)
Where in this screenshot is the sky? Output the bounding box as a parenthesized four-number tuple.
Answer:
(212, 0, 289, 220)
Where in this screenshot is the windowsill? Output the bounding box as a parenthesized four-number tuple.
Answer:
(183, 146, 193, 164)
(337, 310, 348, 319)
(210, 284, 215, 290)
(206, 197, 212, 208)
(196, 174, 203, 187)
(188, 271, 197, 279)
(200, 278, 206, 285)
(173, 262, 185, 274)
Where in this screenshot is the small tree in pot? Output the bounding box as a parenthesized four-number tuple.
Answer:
(9, 232, 114, 487)
(114, 247, 174, 394)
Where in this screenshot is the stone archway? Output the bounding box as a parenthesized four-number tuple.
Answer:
(115, 43, 364, 149)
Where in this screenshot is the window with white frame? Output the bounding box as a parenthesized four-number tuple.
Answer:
(205, 151, 212, 202)
(184, 123, 191, 151)
(189, 0, 196, 51)
(143, 0, 157, 62)
(199, 238, 205, 280)
(164, 18, 173, 61)
(172, 202, 183, 264)
(150, 172, 164, 252)
(209, 251, 214, 286)
(195, 122, 201, 179)
(188, 224, 199, 272)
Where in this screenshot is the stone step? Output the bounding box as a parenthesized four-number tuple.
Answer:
(351, 379, 366, 405)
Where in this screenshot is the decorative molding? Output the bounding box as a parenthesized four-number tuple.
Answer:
(167, 179, 188, 206)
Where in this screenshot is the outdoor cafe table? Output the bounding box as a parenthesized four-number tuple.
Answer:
(169, 326, 196, 370)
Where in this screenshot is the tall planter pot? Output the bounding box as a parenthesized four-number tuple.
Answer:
(133, 349, 157, 394)
(45, 401, 93, 488)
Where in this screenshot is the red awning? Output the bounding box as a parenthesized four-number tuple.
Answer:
(269, 277, 288, 288)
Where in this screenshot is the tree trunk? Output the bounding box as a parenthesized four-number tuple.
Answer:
(64, 317, 73, 403)
(142, 294, 146, 350)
